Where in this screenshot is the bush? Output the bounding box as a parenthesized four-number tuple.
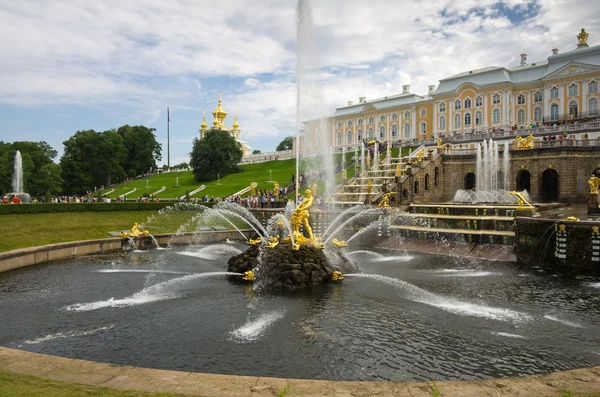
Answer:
(0, 202, 216, 215)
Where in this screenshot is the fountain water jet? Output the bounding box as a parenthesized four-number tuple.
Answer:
(7, 150, 32, 203)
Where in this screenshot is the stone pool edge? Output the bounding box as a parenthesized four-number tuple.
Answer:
(1, 347, 600, 397)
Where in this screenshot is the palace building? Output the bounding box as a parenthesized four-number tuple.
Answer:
(199, 95, 253, 156)
(299, 29, 600, 154)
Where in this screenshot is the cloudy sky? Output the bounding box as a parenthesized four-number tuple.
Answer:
(0, 0, 598, 165)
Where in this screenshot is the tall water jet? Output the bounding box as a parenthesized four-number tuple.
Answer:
(503, 141, 510, 190)
(296, 0, 334, 201)
(12, 150, 23, 194)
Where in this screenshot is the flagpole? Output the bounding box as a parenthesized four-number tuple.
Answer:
(167, 107, 170, 171)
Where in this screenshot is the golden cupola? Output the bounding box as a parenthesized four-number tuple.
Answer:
(232, 115, 239, 130)
(212, 94, 228, 128)
(200, 111, 208, 131)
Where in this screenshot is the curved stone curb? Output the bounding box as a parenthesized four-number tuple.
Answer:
(1, 347, 600, 396)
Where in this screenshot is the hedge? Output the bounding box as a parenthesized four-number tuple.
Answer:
(0, 202, 216, 215)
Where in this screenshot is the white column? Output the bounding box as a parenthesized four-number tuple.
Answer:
(412, 106, 417, 139)
(433, 102, 438, 137)
(502, 89, 509, 126)
(483, 95, 488, 128)
(558, 83, 564, 116)
(582, 80, 588, 113)
(449, 100, 454, 134)
(526, 91, 532, 125)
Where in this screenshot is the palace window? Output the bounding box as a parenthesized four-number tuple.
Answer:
(465, 113, 471, 126)
(434, 167, 439, 187)
(492, 94, 500, 104)
(347, 120, 352, 127)
(392, 113, 398, 120)
(380, 115, 386, 122)
(534, 107, 542, 122)
(550, 104, 559, 120)
(464, 98, 472, 108)
(492, 108, 500, 123)
(368, 128, 374, 139)
(391, 125, 398, 138)
(475, 96, 482, 107)
(439, 116, 446, 130)
(517, 109, 525, 124)
(357, 129, 363, 141)
(454, 113, 461, 127)
(404, 123, 411, 137)
(336, 133, 342, 145)
(420, 122, 427, 135)
(379, 126, 385, 139)
(368, 117, 374, 124)
(454, 100, 461, 110)
(569, 84, 578, 96)
(569, 101, 578, 117)
(589, 98, 599, 116)
(517, 94, 526, 105)
(551, 87, 559, 98)
(534, 91, 543, 102)
(425, 174, 430, 191)
(404, 111, 411, 119)
(337, 122, 342, 129)
(439, 102, 446, 112)
(414, 181, 419, 194)
(347, 131, 352, 143)
(589, 81, 598, 93)
(358, 119, 363, 126)
(475, 111, 482, 125)
(420, 108, 426, 117)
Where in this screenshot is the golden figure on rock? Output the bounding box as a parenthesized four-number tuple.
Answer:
(120, 223, 149, 238)
(332, 271, 344, 281)
(290, 189, 314, 244)
(588, 174, 599, 194)
(273, 181, 279, 197)
(243, 271, 254, 281)
(266, 236, 279, 248)
(331, 238, 348, 247)
(247, 237, 262, 245)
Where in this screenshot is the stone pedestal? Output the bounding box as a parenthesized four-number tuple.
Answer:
(515, 208, 533, 217)
(588, 193, 599, 214)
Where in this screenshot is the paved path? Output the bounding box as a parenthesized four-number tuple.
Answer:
(2, 347, 600, 396)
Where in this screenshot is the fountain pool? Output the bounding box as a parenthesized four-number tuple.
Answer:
(2, 246, 600, 381)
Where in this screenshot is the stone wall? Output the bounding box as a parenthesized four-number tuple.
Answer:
(405, 146, 600, 204)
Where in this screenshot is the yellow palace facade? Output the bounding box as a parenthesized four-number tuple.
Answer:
(299, 29, 600, 154)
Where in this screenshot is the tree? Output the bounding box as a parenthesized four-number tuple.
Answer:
(0, 141, 59, 195)
(117, 125, 162, 176)
(190, 128, 243, 182)
(252, 149, 261, 154)
(60, 130, 127, 194)
(36, 163, 63, 195)
(276, 136, 293, 151)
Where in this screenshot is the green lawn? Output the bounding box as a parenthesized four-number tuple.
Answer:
(106, 159, 296, 200)
(0, 211, 195, 252)
(0, 370, 193, 397)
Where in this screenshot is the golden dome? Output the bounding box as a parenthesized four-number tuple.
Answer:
(200, 111, 207, 130)
(212, 94, 227, 127)
(232, 115, 239, 130)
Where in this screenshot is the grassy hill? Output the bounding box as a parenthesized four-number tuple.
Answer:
(105, 159, 296, 200)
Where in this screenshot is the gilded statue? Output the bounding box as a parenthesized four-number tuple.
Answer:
(593, 226, 599, 236)
(331, 238, 348, 248)
(577, 28, 589, 47)
(516, 135, 535, 150)
(366, 152, 371, 168)
(395, 164, 400, 177)
(266, 236, 279, 248)
(437, 137, 442, 148)
(367, 180, 372, 195)
(311, 183, 318, 197)
(250, 182, 256, 195)
(416, 150, 424, 162)
(120, 223, 149, 238)
(509, 191, 534, 208)
(588, 174, 599, 194)
(378, 192, 391, 208)
(247, 237, 262, 245)
(342, 169, 347, 180)
(290, 189, 314, 243)
(273, 181, 280, 197)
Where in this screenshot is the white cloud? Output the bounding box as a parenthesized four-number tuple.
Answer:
(0, 0, 599, 155)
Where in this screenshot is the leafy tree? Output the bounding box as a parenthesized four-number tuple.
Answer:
(276, 136, 293, 151)
(117, 125, 162, 176)
(60, 130, 127, 194)
(0, 141, 58, 195)
(36, 163, 63, 195)
(252, 149, 261, 154)
(173, 162, 188, 170)
(190, 128, 242, 182)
